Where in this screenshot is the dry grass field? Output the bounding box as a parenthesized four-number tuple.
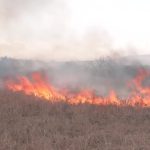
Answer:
(0, 91, 150, 150)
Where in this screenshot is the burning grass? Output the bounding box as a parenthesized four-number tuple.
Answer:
(0, 91, 150, 150)
(4, 69, 150, 107)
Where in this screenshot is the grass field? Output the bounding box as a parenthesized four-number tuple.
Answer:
(0, 91, 150, 150)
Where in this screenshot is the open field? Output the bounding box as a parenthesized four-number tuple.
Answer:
(0, 91, 150, 150)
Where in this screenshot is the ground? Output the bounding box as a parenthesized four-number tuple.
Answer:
(0, 91, 150, 150)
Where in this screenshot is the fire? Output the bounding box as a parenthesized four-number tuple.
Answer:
(5, 69, 150, 107)
(127, 69, 150, 106)
(5, 72, 65, 102)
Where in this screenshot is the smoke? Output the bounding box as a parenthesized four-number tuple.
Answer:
(0, 0, 124, 61)
(0, 0, 71, 60)
(0, 0, 150, 61)
(0, 0, 149, 99)
(0, 0, 66, 25)
(0, 57, 149, 98)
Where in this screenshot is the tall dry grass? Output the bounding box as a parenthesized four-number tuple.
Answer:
(0, 90, 150, 150)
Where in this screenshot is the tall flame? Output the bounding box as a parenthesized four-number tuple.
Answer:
(5, 69, 150, 107)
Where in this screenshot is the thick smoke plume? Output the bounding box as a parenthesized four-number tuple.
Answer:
(0, 0, 126, 60)
(0, 0, 150, 98)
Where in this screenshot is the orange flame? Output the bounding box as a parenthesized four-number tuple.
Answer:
(5, 69, 150, 107)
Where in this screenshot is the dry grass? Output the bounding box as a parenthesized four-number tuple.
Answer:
(0, 91, 150, 150)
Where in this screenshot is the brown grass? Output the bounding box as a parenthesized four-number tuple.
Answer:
(0, 91, 150, 150)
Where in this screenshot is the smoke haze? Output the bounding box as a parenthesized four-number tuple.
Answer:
(0, 0, 150, 60)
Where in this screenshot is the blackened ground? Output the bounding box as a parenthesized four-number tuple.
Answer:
(0, 91, 150, 150)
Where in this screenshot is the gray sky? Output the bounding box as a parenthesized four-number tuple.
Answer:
(0, 0, 150, 60)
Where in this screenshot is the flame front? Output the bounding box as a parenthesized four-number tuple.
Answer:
(6, 72, 65, 102)
(5, 70, 150, 107)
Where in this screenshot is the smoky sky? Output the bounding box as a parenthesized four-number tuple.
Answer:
(0, 0, 69, 60)
(0, 0, 150, 60)
(0, 0, 118, 60)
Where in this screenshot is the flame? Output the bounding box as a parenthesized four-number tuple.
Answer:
(127, 69, 150, 106)
(5, 69, 150, 107)
(5, 72, 65, 102)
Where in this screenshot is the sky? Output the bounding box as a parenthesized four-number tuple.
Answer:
(0, 0, 150, 60)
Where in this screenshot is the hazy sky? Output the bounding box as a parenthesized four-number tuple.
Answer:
(0, 0, 150, 60)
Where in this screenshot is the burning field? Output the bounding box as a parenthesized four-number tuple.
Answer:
(1, 0, 150, 149)
(0, 58, 150, 150)
(4, 69, 150, 107)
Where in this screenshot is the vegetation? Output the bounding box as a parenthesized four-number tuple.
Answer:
(0, 91, 150, 150)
